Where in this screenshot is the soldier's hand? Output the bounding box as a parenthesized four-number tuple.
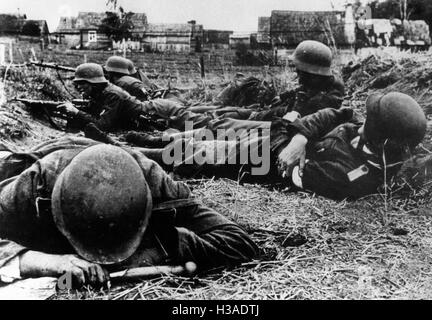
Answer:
(57, 254, 109, 288)
(277, 134, 308, 178)
(270, 96, 281, 106)
(20, 251, 109, 288)
(57, 102, 79, 116)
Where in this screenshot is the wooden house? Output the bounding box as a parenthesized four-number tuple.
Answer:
(0, 14, 49, 43)
(142, 21, 203, 52)
(270, 10, 355, 48)
(257, 17, 271, 44)
(229, 33, 251, 49)
(203, 29, 233, 49)
(54, 11, 147, 50)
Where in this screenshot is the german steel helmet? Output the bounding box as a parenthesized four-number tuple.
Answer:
(293, 40, 333, 76)
(105, 56, 130, 75)
(126, 58, 137, 74)
(74, 63, 108, 83)
(51, 144, 152, 264)
(364, 92, 427, 148)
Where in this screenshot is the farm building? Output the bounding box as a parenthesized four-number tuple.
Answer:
(270, 9, 356, 48)
(203, 29, 233, 50)
(142, 21, 203, 52)
(257, 17, 271, 45)
(54, 11, 147, 50)
(229, 33, 251, 49)
(0, 13, 50, 43)
(0, 13, 27, 36)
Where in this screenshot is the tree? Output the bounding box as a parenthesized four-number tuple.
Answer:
(368, 0, 432, 31)
(99, 8, 135, 42)
(106, 0, 119, 11)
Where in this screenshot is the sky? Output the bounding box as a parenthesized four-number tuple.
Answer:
(0, 0, 353, 33)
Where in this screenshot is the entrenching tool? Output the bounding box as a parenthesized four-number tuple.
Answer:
(109, 262, 197, 281)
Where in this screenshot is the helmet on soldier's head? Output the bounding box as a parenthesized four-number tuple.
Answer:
(364, 92, 427, 149)
(105, 56, 130, 75)
(51, 144, 152, 265)
(293, 40, 333, 76)
(74, 63, 108, 84)
(126, 59, 137, 74)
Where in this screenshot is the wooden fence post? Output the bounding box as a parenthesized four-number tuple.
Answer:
(200, 55, 205, 78)
(0, 44, 5, 65)
(9, 40, 13, 64)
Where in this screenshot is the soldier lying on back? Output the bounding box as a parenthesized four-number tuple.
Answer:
(136, 92, 427, 200)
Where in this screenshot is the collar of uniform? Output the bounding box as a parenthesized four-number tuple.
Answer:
(351, 136, 374, 155)
(351, 136, 382, 169)
(351, 136, 404, 170)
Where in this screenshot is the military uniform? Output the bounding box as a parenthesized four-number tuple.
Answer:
(249, 76, 345, 121)
(113, 75, 149, 101)
(131, 69, 160, 92)
(142, 108, 401, 200)
(72, 84, 213, 132)
(0, 137, 257, 281)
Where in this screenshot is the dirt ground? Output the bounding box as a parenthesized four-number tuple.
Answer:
(1, 47, 432, 300)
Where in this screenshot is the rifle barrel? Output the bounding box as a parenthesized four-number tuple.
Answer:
(14, 98, 88, 107)
(28, 61, 76, 73)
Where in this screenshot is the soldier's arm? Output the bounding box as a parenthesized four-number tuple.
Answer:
(0, 162, 107, 285)
(127, 148, 191, 203)
(74, 110, 99, 127)
(303, 88, 344, 112)
(290, 107, 353, 140)
(271, 107, 354, 155)
(130, 82, 149, 101)
(128, 150, 258, 270)
(162, 204, 258, 271)
(73, 93, 122, 132)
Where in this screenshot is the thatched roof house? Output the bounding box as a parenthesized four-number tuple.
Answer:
(146, 23, 203, 37)
(0, 14, 27, 35)
(55, 17, 78, 33)
(22, 20, 50, 36)
(0, 14, 49, 36)
(270, 10, 354, 48)
(55, 11, 147, 49)
(143, 21, 203, 52)
(203, 29, 233, 49)
(257, 17, 270, 44)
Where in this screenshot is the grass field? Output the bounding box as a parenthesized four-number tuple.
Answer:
(1, 45, 432, 300)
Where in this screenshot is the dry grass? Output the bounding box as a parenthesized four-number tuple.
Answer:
(2, 48, 432, 300)
(57, 179, 432, 300)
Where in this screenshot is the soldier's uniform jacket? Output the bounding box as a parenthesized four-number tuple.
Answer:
(271, 108, 402, 200)
(73, 84, 213, 132)
(0, 137, 257, 279)
(132, 69, 160, 91)
(154, 108, 403, 201)
(114, 75, 149, 101)
(250, 76, 345, 121)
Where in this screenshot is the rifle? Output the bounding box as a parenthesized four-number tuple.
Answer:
(27, 60, 181, 99)
(138, 114, 170, 132)
(13, 98, 89, 130)
(27, 60, 76, 72)
(13, 98, 89, 107)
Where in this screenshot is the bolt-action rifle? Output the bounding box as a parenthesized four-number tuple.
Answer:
(12, 97, 89, 130)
